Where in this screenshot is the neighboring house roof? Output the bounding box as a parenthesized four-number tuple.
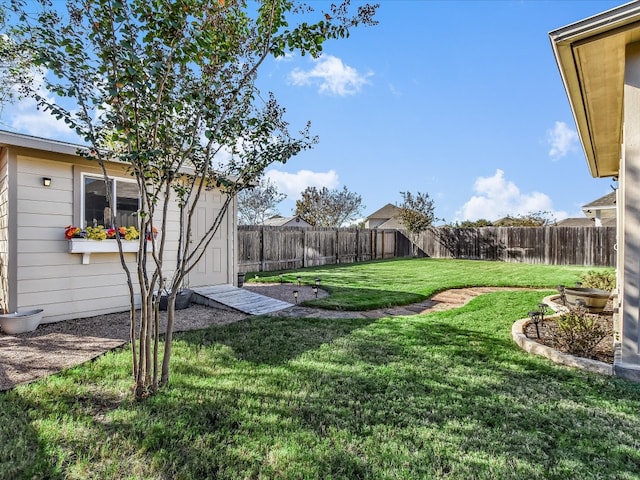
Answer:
(364, 203, 403, 229)
(366, 203, 401, 220)
(582, 191, 616, 209)
(262, 215, 312, 227)
(555, 218, 594, 227)
(554, 217, 615, 227)
(376, 217, 405, 229)
(550, 2, 640, 178)
(582, 191, 617, 219)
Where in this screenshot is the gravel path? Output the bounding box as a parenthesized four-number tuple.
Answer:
(0, 285, 525, 391)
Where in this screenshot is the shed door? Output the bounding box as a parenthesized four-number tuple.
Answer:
(187, 189, 228, 287)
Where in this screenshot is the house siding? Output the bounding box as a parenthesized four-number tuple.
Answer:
(0, 137, 236, 324)
(14, 153, 143, 322)
(0, 148, 8, 313)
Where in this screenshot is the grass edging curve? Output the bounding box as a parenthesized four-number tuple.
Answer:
(511, 317, 613, 376)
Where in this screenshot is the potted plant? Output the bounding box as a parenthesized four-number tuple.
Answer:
(158, 288, 193, 311)
(558, 285, 611, 313)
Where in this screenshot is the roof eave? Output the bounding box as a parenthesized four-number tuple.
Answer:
(549, 1, 640, 179)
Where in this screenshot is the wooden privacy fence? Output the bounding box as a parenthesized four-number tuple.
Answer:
(238, 225, 616, 272)
(238, 226, 405, 272)
(415, 226, 616, 266)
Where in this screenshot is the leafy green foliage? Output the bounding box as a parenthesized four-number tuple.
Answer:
(550, 305, 613, 358)
(398, 190, 439, 235)
(0, 7, 34, 114)
(448, 218, 494, 227)
(580, 269, 616, 291)
(493, 210, 556, 227)
(294, 185, 364, 227)
(4, 0, 377, 398)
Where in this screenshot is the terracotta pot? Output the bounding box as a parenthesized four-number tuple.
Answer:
(563, 287, 611, 313)
(0, 309, 44, 334)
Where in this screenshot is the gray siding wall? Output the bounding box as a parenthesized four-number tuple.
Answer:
(15, 153, 142, 322)
(0, 148, 8, 313)
(9, 149, 235, 323)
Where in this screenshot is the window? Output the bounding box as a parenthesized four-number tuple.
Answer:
(82, 175, 140, 229)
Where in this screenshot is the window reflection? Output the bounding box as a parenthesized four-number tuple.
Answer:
(83, 176, 139, 228)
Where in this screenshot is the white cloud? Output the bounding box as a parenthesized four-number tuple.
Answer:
(2, 68, 83, 142)
(275, 51, 295, 62)
(388, 83, 402, 97)
(265, 169, 340, 197)
(289, 55, 372, 96)
(9, 100, 78, 139)
(456, 169, 568, 221)
(547, 121, 579, 160)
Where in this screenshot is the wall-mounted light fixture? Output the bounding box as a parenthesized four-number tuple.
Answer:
(42, 177, 52, 187)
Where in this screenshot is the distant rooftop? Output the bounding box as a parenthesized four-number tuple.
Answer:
(582, 191, 616, 210)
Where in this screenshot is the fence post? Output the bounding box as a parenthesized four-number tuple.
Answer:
(374, 229, 377, 260)
(259, 226, 265, 272)
(303, 228, 307, 268)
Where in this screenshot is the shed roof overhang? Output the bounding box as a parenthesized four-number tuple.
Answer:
(550, 1, 640, 178)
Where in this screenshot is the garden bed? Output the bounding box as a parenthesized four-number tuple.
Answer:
(524, 315, 614, 364)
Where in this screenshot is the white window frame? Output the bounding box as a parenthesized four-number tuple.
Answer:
(80, 172, 140, 229)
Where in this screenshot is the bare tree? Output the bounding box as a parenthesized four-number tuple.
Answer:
(294, 185, 365, 227)
(238, 177, 286, 225)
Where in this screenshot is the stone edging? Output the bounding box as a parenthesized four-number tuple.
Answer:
(511, 317, 613, 376)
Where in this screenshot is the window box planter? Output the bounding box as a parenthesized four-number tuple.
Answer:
(0, 309, 44, 334)
(68, 239, 148, 265)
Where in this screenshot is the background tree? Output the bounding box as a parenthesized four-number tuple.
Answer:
(0, 9, 33, 116)
(6, 0, 377, 399)
(448, 219, 494, 228)
(398, 191, 439, 256)
(294, 185, 364, 227)
(237, 177, 286, 225)
(494, 211, 555, 227)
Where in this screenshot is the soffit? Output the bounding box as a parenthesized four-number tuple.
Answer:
(550, 2, 640, 178)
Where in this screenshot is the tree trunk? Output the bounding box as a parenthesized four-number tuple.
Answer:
(160, 293, 177, 386)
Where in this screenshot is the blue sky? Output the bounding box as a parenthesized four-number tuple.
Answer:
(0, 0, 627, 223)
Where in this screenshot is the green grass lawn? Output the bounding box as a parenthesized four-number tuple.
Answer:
(250, 258, 606, 310)
(2, 259, 636, 479)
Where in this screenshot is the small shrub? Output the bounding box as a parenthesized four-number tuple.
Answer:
(579, 270, 616, 292)
(548, 305, 612, 358)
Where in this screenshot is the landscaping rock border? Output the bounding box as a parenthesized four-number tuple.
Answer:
(511, 316, 613, 376)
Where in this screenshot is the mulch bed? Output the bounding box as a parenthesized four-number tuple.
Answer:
(524, 307, 614, 365)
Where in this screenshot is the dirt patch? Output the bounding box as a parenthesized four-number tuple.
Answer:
(0, 303, 247, 391)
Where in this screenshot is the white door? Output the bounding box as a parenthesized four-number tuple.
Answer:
(187, 189, 229, 287)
